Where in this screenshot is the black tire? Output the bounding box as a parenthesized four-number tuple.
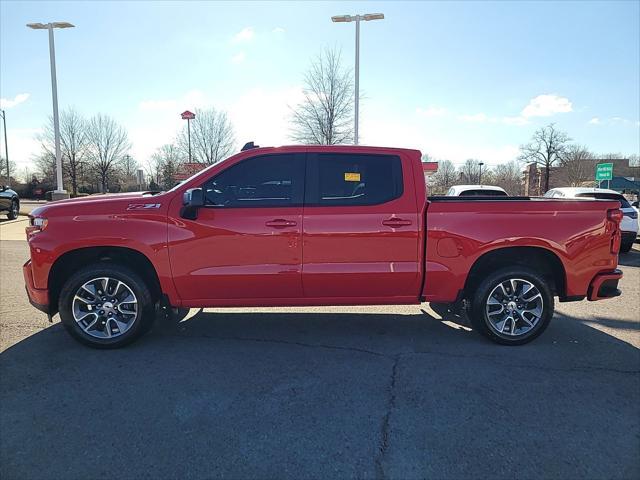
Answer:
(58, 263, 156, 348)
(468, 266, 554, 345)
(7, 200, 18, 220)
(620, 240, 633, 253)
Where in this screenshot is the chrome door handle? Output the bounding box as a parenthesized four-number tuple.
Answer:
(265, 219, 297, 228)
(382, 218, 412, 227)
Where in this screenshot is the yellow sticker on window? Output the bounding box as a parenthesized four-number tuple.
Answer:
(344, 172, 361, 182)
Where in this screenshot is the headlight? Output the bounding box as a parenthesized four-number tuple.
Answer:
(26, 217, 48, 237)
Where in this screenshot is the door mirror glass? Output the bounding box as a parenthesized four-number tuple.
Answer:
(181, 188, 204, 219)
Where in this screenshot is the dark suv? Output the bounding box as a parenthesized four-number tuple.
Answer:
(0, 185, 19, 220)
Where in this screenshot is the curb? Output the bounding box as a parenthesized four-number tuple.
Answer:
(0, 216, 29, 227)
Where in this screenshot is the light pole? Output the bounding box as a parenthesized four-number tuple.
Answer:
(478, 162, 485, 185)
(331, 13, 384, 145)
(0, 110, 9, 185)
(181, 110, 196, 163)
(27, 21, 75, 199)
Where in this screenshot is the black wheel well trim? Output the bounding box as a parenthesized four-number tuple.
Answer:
(48, 246, 163, 315)
(463, 246, 567, 298)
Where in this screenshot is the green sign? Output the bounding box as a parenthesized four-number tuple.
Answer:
(595, 163, 613, 181)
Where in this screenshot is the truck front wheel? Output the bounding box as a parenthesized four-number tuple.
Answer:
(58, 263, 156, 348)
(469, 267, 554, 345)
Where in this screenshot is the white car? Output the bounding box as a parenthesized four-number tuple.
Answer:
(446, 185, 508, 197)
(545, 187, 638, 253)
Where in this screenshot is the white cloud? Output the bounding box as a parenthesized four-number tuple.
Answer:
(222, 86, 304, 147)
(502, 116, 529, 126)
(129, 86, 305, 163)
(272, 27, 285, 34)
(231, 52, 246, 64)
(0, 93, 30, 109)
(362, 114, 520, 164)
(457, 112, 530, 126)
(132, 90, 215, 161)
(458, 113, 492, 123)
(588, 117, 601, 125)
(232, 27, 254, 43)
(521, 94, 572, 118)
(416, 106, 447, 118)
(139, 90, 210, 112)
(4, 128, 42, 174)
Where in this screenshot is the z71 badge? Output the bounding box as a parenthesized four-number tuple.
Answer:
(127, 203, 162, 210)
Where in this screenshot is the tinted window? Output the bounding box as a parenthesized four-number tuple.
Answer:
(576, 192, 631, 208)
(458, 189, 508, 197)
(308, 154, 403, 206)
(202, 154, 304, 207)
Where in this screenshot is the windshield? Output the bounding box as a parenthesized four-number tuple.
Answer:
(576, 192, 631, 208)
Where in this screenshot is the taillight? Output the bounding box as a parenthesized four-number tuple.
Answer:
(607, 209, 622, 254)
(26, 217, 48, 238)
(607, 209, 624, 223)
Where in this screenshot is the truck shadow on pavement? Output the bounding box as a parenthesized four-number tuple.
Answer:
(618, 247, 640, 267)
(1, 308, 639, 479)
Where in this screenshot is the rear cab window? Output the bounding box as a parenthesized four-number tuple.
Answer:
(458, 189, 507, 197)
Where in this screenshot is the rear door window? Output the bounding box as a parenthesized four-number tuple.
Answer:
(306, 153, 403, 206)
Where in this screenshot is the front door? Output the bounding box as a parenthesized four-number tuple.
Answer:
(302, 151, 421, 300)
(168, 153, 306, 303)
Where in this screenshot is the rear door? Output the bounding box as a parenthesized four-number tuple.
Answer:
(301, 151, 421, 300)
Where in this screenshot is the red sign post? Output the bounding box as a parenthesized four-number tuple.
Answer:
(180, 110, 196, 162)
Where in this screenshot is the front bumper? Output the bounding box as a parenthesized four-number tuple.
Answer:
(587, 269, 623, 301)
(23, 260, 50, 313)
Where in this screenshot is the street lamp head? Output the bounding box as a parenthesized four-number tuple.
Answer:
(27, 22, 75, 29)
(52, 22, 75, 29)
(363, 13, 384, 21)
(331, 15, 353, 23)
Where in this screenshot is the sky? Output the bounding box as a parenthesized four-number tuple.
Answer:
(1, 0, 639, 177)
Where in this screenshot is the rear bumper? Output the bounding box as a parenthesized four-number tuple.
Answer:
(587, 269, 623, 301)
(23, 260, 50, 313)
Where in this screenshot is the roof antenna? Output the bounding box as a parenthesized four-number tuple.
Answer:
(241, 141, 259, 151)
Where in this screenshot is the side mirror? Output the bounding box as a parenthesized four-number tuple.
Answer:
(181, 188, 204, 220)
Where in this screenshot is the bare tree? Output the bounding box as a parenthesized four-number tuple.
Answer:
(518, 123, 571, 192)
(290, 48, 354, 145)
(493, 161, 523, 195)
(178, 108, 235, 165)
(33, 151, 57, 186)
(429, 159, 457, 194)
(459, 159, 482, 184)
(86, 114, 131, 192)
(557, 145, 594, 187)
(0, 156, 17, 184)
(37, 108, 89, 195)
(151, 144, 183, 190)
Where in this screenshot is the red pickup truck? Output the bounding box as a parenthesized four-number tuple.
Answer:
(24, 145, 624, 348)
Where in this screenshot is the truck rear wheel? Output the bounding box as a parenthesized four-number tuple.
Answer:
(469, 266, 554, 345)
(58, 263, 156, 348)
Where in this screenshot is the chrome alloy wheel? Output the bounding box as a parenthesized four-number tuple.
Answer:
(11, 202, 18, 218)
(485, 278, 544, 337)
(72, 277, 138, 339)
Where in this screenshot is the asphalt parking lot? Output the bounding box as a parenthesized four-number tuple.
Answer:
(1, 228, 638, 479)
